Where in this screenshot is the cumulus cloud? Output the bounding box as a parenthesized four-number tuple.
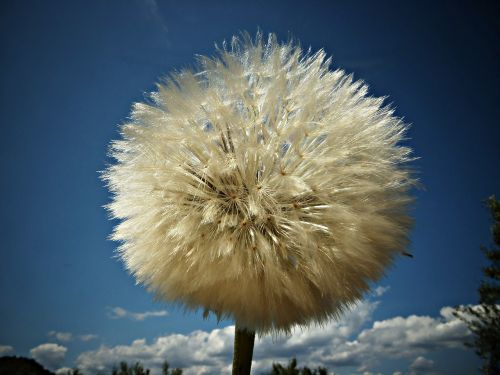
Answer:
(30, 343, 67, 371)
(76, 325, 235, 375)
(48, 331, 73, 342)
(77, 297, 472, 374)
(407, 356, 444, 375)
(0, 345, 14, 354)
(107, 307, 169, 321)
(410, 356, 434, 370)
(316, 305, 470, 371)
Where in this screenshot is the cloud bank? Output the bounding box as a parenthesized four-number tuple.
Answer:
(76, 297, 472, 375)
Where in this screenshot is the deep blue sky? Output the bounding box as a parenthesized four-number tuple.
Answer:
(1, 1, 499, 374)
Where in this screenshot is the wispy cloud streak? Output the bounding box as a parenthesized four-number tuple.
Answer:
(107, 306, 169, 321)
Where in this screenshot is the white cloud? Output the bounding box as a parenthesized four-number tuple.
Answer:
(79, 334, 99, 342)
(408, 356, 443, 375)
(76, 299, 472, 375)
(410, 356, 434, 370)
(107, 307, 169, 321)
(317, 305, 470, 371)
(77, 297, 376, 374)
(0, 345, 14, 354)
(30, 343, 67, 371)
(76, 325, 235, 375)
(49, 331, 73, 342)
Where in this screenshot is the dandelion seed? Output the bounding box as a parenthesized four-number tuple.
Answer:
(103, 31, 417, 373)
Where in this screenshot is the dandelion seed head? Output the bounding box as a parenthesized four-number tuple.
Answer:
(103, 32, 416, 334)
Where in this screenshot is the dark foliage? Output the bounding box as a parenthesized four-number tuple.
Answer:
(161, 360, 182, 375)
(110, 360, 182, 375)
(265, 357, 331, 375)
(58, 369, 81, 375)
(112, 362, 150, 375)
(454, 195, 500, 375)
(0, 356, 55, 375)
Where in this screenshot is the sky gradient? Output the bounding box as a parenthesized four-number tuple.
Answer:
(1, 1, 499, 374)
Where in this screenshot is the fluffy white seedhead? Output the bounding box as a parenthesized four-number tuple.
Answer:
(103, 32, 416, 334)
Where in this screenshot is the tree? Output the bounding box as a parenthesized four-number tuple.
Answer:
(454, 195, 500, 374)
(267, 357, 330, 375)
(111, 361, 150, 375)
(162, 360, 183, 375)
(162, 361, 169, 375)
(0, 356, 55, 375)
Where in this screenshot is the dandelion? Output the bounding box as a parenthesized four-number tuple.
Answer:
(103, 32, 416, 374)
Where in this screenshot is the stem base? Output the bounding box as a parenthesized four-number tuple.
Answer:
(232, 325, 255, 375)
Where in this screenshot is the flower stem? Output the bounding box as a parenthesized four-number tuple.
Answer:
(232, 324, 255, 375)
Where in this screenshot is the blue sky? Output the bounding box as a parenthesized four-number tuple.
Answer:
(1, 1, 499, 374)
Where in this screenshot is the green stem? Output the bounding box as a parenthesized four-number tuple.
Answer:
(232, 324, 255, 375)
